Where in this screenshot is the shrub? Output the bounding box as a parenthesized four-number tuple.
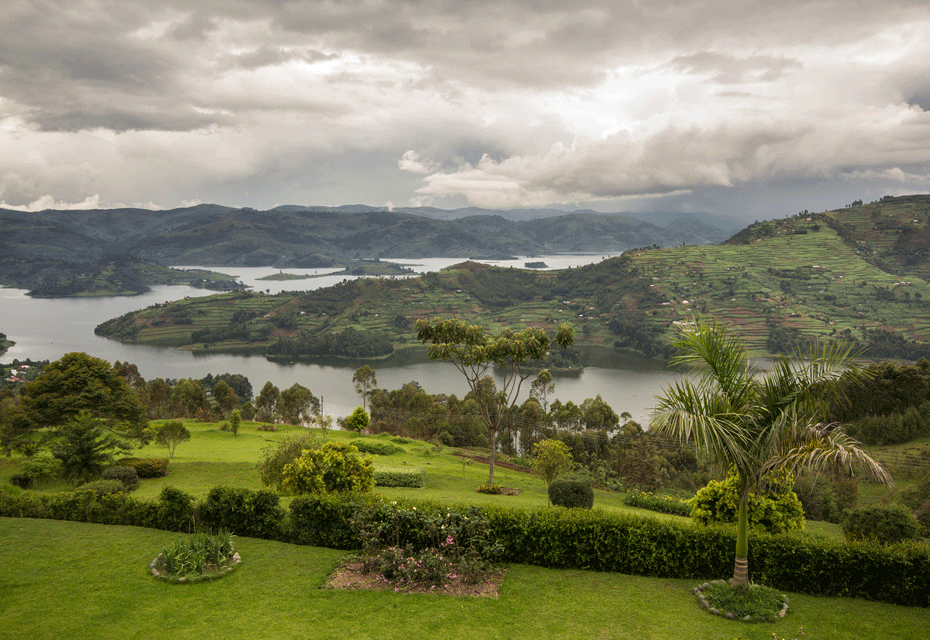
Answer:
(350, 501, 503, 586)
(256, 433, 319, 491)
(690, 470, 804, 534)
(158, 486, 196, 532)
(117, 458, 168, 479)
(281, 441, 374, 495)
(624, 490, 692, 517)
(843, 504, 921, 544)
(101, 465, 140, 492)
(364, 544, 457, 589)
(477, 483, 503, 495)
(21, 456, 63, 489)
(9, 475, 33, 490)
(289, 492, 374, 549)
(549, 474, 593, 508)
(74, 479, 126, 496)
(374, 468, 425, 488)
(345, 406, 370, 433)
(199, 486, 285, 540)
(792, 477, 842, 523)
(350, 438, 398, 456)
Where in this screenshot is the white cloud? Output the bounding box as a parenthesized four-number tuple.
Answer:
(0, 194, 103, 211)
(398, 150, 434, 174)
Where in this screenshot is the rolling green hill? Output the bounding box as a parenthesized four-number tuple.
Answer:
(94, 195, 930, 361)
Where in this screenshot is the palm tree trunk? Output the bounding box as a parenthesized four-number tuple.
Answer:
(730, 490, 750, 586)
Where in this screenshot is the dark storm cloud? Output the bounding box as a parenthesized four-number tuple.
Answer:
(1, 0, 930, 214)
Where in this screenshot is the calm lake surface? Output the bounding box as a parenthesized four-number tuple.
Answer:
(0, 254, 679, 423)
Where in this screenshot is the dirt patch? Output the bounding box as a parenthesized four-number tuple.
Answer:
(326, 560, 505, 597)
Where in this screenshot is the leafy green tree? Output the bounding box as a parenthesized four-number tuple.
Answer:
(623, 433, 661, 492)
(531, 439, 573, 502)
(168, 379, 212, 419)
(352, 365, 377, 410)
(1, 352, 147, 452)
(279, 383, 320, 426)
(345, 406, 370, 433)
(212, 380, 240, 417)
(240, 400, 256, 421)
(651, 318, 892, 585)
(229, 409, 241, 437)
(530, 369, 555, 413)
(581, 394, 620, 432)
(281, 441, 374, 494)
(416, 318, 574, 484)
(51, 412, 133, 485)
(155, 420, 191, 458)
(255, 381, 281, 423)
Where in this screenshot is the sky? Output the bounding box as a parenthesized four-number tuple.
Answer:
(2, 0, 930, 223)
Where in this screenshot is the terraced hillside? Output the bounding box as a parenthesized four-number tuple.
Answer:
(96, 197, 930, 361)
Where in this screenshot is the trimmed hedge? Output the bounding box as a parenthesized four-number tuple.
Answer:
(199, 487, 285, 540)
(102, 465, 140, 492)
(117, 458, 168, 479)
(2, 487, 928, 606)
(842, 504, 921, 544)
(0, 485, 195, 532)
(350, 439, 399, 456)
(549, 475, 594, 508)
(288, 492, 374, 549)
(374, 468, 425, 488)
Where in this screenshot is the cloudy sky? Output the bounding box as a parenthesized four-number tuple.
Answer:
(2, 1, 929, 221)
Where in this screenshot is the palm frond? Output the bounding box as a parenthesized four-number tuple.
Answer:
(764, 421, 893, 487)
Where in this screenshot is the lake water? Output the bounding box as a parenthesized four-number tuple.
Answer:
(0, 254, 679, 423)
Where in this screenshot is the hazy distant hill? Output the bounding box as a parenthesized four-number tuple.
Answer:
(0, 203, 731, 278)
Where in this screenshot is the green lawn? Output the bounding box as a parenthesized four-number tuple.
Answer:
(2, 517, 927, 640)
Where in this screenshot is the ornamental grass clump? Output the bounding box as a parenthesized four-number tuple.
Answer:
(694, 580, 789, 623)
(150, 530, 240, 583)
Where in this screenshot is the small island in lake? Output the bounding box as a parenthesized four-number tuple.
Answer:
(524, 261, 548, 269)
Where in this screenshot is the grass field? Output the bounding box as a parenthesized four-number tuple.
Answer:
(3, 420, 927, 638)
(2, 517, 928, 640)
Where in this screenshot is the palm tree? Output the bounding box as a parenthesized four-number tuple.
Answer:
(650, 318, 891, 586)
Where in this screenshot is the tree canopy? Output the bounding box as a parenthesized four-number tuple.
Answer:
(1, 352, 146, 452)
(416, 318, 573, 483)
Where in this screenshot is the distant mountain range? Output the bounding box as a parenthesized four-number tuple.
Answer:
(0, 204, 734, 293)
(284, 203, 744, 230)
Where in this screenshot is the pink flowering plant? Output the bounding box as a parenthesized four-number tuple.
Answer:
(350, 501, 502, 589)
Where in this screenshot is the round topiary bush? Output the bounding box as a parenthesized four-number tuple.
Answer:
(842, 504, 920, 544)
(102, 465, 140, 492)
(74, 479, 127, 496)
(549, 474, 594, 508)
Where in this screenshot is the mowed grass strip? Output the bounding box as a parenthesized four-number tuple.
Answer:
(1, 518, 928, 640)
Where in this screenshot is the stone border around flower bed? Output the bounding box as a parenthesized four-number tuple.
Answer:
(149, 551, 242, 584)
(693, 579, 789, 622)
